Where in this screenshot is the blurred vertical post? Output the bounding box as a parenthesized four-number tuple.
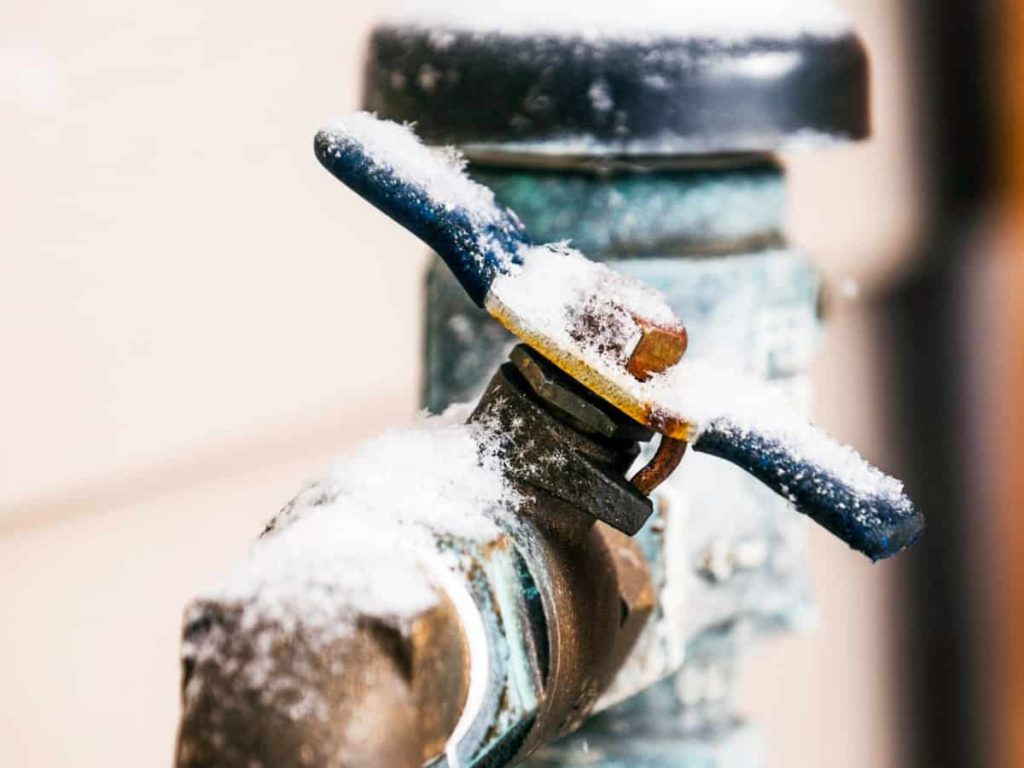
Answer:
(882, 0, 1001, 767)
(1000, 0, 1024, 763)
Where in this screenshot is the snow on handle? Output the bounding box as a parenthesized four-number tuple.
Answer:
(320, 114, 502, 225)
(694, 419, 922, 561)
(315, 114, 527, 305)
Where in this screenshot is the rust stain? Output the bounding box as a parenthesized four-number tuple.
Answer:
(630, 436, 689, 496)
(625, 318, 688, 382)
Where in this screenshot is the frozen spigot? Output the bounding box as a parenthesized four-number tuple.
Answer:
(315, 113, 924, 561)
(175, 104, 921, 768)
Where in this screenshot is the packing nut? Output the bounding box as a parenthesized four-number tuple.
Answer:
(510, 345, 654, 442)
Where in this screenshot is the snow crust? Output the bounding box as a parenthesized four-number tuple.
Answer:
(320, 113, 506, 227)
(201, 410, 516, 631)
(491, 242, 680, 369)
(180, 409, 519, 730)
(383, 0, 851, 42)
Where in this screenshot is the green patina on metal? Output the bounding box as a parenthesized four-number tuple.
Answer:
(471, 164, 786, 258)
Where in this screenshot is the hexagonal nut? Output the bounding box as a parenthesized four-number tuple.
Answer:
(510, 345, 654, 442)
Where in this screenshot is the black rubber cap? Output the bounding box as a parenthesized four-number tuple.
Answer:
(362, 25, 870, 156)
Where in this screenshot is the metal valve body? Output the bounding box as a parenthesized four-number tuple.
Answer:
(176, 346, 663, 767)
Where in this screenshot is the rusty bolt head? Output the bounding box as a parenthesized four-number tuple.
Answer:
(625, 319, 689, 382)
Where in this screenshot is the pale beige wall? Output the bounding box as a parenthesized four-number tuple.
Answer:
(0, 0, 919, 765)
(0, 0, 424, 519)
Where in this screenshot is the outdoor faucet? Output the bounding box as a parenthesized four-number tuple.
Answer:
(174, 114, 922, 768)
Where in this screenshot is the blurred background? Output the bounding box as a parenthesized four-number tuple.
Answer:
(0, 0, 1020, 766)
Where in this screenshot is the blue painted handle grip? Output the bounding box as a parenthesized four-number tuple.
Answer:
(693, 419, 924, 561)
(314, 128, 527, 306)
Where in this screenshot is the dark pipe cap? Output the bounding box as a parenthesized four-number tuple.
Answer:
(362, 23, 870, 157)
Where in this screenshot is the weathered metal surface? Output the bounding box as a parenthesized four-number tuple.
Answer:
(176, 594, 469, 768)
(510, 344, 653, 442)
(525, 678, 764, 768)
(630, 436, 689, 496)
(176, 350, 661, 768)
(432, 536, 544, 767)
(420, 163, 792, 416)
(363, 26, 870, 155)
(477, 361, 653, 536)
(438, 359, 662, 764)
(469, 164, 786, 257)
